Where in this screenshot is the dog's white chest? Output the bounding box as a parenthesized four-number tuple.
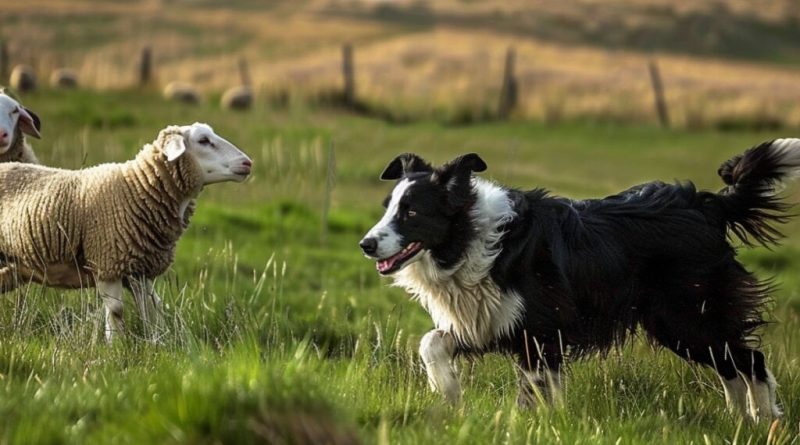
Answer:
(391, 177, 521, 349)
(396, 256, 523, 349)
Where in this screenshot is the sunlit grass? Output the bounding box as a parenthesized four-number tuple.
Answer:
(1, 89, 800, 443)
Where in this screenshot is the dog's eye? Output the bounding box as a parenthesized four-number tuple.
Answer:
(407, 210, 417, 217)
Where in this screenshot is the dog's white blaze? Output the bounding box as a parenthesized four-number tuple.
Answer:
(395, 178, 523, 349)
(365, 178, 414, 258)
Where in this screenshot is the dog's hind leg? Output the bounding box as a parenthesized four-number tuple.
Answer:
(721, 372, 749, 417)
(641, 261, 781, 421)
(516, 339, 563, 409)
(419, 329, 460, 404)
(725, 347, 781, 421)
(644, 318, 780, 421)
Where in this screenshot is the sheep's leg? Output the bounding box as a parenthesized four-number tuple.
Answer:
(127, 277, 165, 343)
(98, 280, 124, 343)
(0, 264, 21, 293)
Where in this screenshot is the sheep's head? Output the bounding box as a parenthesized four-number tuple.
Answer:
(0, 89, 41, 154)
(157, 122, 252, 185)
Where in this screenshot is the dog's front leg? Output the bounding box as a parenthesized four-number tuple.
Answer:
(419, 329, 460, 404)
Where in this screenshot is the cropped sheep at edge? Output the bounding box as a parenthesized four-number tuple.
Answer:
(0, 89, 40, 164)
(0, 122, 39, 164)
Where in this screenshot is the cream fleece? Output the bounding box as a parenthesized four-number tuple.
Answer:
(0, 129, 203, 289)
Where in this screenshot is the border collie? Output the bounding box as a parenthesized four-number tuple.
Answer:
(359, 140, 800, 421)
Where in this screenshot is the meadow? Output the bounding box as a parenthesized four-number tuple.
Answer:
(3, 0, 800, 443)
(0, 88, 799, 444)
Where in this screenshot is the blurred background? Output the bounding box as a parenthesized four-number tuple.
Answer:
(5, 0, 800, 128)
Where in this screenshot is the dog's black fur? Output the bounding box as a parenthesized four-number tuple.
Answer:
(364, 141, 799, 411)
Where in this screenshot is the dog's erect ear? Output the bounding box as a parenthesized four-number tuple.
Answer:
(18, 107, 41, 139)
(433, 153, 487, 187)
(380, 153, 433, 180)
(448, 153, 487, 174)
(433, 153, 487, 208)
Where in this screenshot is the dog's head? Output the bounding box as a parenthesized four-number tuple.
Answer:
(360, 152, 487, 275)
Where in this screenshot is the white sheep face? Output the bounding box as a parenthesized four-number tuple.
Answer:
(166, 122, 252, 184)
(0, 94, 41, 154)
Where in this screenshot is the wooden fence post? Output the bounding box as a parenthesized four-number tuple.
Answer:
(238, 57, 251, 87)
(342, 43, 355, 105)
(0, 41, 8, 82)
(648, 60, 670, 128)
(138, 46, 152, 87)
(498, 46, 518, 120)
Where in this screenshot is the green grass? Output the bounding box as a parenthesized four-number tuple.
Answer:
(2, 88, 800, 444)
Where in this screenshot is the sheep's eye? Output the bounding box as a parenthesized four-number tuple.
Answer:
(10, 108, 18, 115)
(198, 137, 211, 145)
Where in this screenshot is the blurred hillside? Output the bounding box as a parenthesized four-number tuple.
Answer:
(4, 0, 800, 127)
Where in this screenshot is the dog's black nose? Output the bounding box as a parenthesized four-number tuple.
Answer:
(360, 237, 378, 255)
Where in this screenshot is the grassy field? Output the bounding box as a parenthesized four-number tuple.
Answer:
(0, 88, 799, 444)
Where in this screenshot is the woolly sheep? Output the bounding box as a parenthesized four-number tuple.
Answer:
(163, 81, 202, 105)
(49, 68, 79, 89)
(0, 123, 253, 342)
(221, 85, 253, 110)
(0, 88, 41, 164)
(9, 65, 36, 93)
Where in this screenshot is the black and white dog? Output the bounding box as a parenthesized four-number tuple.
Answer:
(359, 140, 800, 421)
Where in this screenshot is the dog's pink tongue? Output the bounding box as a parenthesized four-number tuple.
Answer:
(377, 257, 397, 273)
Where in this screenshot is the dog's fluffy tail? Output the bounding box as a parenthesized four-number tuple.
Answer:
(717, 138, 800, 246)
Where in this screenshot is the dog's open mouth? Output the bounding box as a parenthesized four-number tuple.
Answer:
(377, 242, 422, 275)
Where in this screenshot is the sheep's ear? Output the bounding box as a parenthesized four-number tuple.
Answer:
(380, 153, 433, 180)
(0, 87, 19, 101)
(163, 133, 187, 161)
(18, 107, 41, 139)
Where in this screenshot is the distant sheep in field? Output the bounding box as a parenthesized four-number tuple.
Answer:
(221, 85, 253, 110)
(9, 65, 36, 93)
(0, 123, 253, 342)
(0, 88, 40, 164)
(49, 68, 79, 89)
(163, 81, 202, 105)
